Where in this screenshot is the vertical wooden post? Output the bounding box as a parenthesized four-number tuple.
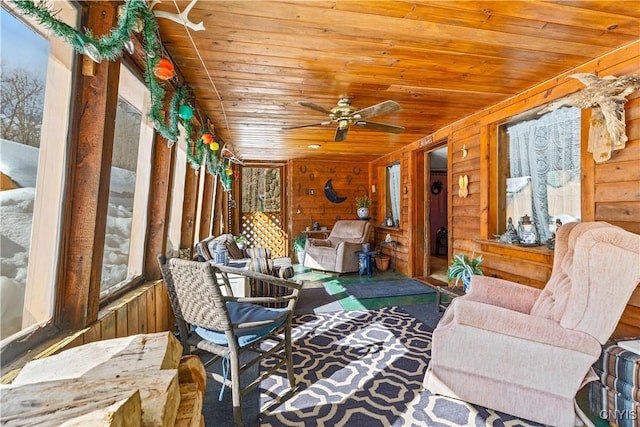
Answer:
(232, 167, 242, 236)
(199, 172, 215, 240)
(144, 133, 174, 279)
(180, 167, 199, 253)
(56, 2, 120, 330)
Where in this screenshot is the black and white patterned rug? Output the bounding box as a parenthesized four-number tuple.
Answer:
(259, 307, 543, 426)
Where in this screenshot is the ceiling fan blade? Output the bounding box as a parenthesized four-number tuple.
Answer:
(283, 121, 332, 130)
(298, 101, 332, 115)
(334, 126, 349, 142)
(355, 120, 405, 134)
(353, 100, 401, 120)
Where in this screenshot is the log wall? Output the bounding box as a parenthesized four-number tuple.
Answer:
(371, 41, 640, 336)
(286, 159, 370, 242)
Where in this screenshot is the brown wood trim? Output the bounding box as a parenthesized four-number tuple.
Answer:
(477, 239, 553, 265)
(199, 172, 215, 240)
(56, 2, 120, 331)
(144, 133, 174, 280)
(180, 165, 199, 252)
(479, 125, 490, 239)
(581, 109, 596, 222)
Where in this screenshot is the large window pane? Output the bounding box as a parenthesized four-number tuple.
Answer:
(386, 163, 401, 226)
(100, 66, 153, 298)
(1, 4, 75, 340)
(500, 106, 581, 243)
(101, 98, 141, 292)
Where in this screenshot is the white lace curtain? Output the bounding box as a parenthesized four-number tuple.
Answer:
(388, 163, 401, 223)
(506, 106, 581, 242)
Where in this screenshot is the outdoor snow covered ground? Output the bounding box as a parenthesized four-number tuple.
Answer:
(0, 138, 134, 339)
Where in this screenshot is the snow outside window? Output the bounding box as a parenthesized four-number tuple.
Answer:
(0, 3, 76, 341)
(100, 65, 153, 298)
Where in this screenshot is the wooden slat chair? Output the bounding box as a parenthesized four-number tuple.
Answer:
(157, 255, 302, 427)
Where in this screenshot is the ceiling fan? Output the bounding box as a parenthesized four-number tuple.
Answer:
(284, 98, 405, 142)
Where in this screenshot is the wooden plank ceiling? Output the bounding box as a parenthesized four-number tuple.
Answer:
(152, 1, 640, 163)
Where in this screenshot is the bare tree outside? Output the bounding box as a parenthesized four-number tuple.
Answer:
(1, 68, 45, 147)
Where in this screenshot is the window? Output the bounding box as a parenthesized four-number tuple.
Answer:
(386, 162, 401, 226)
(167, 124, 188, 257)
(498, 106, 581, 243)
(0, 3, 76, 340)
(100, 65, 154, 297)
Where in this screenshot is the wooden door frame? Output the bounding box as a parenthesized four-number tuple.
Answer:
(416, 139, 448, 278)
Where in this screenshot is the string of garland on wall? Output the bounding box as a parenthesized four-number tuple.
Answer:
(9, 0, 233, 190)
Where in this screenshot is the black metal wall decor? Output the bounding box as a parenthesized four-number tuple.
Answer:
(324, 179, 347, 203)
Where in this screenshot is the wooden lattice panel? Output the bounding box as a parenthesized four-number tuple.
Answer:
(241, 212, 287, 257)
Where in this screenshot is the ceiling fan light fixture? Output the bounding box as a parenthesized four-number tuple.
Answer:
(286, 97, 403, 142)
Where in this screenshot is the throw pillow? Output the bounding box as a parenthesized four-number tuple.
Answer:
(225, 239, 245, 259)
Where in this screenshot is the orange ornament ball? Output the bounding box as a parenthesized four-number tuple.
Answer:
(154, 58, 174, 80)
(201, 133, 214, 145)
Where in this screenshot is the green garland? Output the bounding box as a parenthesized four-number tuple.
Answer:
(9, 0, 233, 188)
(11, 0, 147, 61)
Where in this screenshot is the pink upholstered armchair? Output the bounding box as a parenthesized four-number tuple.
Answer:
(423, 222, 640, 426)
(303, 220, 372, 273)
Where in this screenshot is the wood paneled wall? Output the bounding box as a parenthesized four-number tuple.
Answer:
(372, 41, 640, 336)
(287, 160, 370, 242)
(369, 151, 414, 272)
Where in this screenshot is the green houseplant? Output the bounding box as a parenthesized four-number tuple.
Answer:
(447, 253, 483, 292)
(234, 234, 248, 250)
(293, 233, 307, 264)
(355, 195, 371, 219)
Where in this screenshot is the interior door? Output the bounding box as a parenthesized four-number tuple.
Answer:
(426, 145, 449, 282)
(240, 166, 287, 257)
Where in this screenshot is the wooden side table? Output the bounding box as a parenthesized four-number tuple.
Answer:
(436, 285, 465, 312)
(302, 229, 331, 239)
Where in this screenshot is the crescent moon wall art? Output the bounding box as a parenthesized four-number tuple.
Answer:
(324, 179, 347, 203)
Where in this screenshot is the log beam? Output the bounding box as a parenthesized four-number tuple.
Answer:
(56, 2, 120, 330)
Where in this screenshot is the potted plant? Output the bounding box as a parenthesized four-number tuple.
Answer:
(355, 195, 371, 219)
(446, 253, 483, 292)
(293, 233, 307, 264)
(234, 234, 248, 251)
(374, 254, 390, 271)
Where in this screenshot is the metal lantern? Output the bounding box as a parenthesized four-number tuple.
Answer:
(517, 214, 539, 245)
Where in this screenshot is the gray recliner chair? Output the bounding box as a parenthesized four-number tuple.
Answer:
(303, 220, 372, 273)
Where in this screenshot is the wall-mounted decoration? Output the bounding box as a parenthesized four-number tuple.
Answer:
(462, 144, 468, 159)
(324, 179, 347, 203)
(431, 180, 443, 195)
(150, 0, 205, 31)
(538, 73, 640, 163)
(458, 175, 469, 198)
